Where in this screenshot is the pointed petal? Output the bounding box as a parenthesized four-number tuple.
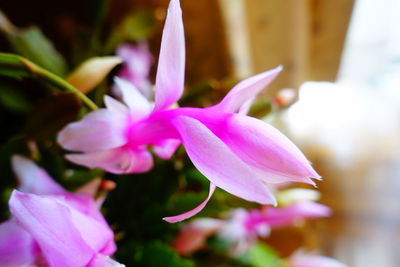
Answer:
(163, 183, 216, 223)
(154, 0, 185, 111)
(113, 77, 153, 117)
(12, 155, 66, 195)
(213, 66, 282, 113)
(104, 95, 129, 114)
(0, 220, 36, 266)
(204, 113, 320, 185)
(58, 109, 128, 153)
(261, 201, 331, 227)
(152, 139, 180, 159)
(173, 116, 276, 205)
(9, 190, 95, 266)
(66, 147, 153, 174)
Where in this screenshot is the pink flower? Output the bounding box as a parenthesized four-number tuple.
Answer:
(220, 202, 330, 252)
(289, 253, 348, 267)
(251, 200, 332, 228)
(173, 201, 330, 255)
(116, 42, 154, 98)
(0, 155, 123, 267)
(58, 0, 320, 223)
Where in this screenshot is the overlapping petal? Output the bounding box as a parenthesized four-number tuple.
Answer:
(113, 77, 153, 118)
(0, 220, 36, 266)
(9, 190, 118, 267)
(152, 139, 181, 159)
(58, 109, 128, 153)
(9, 190, 96, 267)
(12, 155, 66, 195)
(66, 146, 153, 174)
(172, 116, 276, 205)
(199, 113, 320, 185)
(3, 156, 121, 266)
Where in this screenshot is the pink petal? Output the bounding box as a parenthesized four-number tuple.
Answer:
(9, 190, 95, 266)
(113, 78, 153, 117)
(163, 183, 216, 223)
(172, 116, 276, 205)
(238, 97, 255, 115)
(152, 139, 181, 159)
(213, 66, 282, 113)
(261, 201, 331, 228)
(67, 200, 116, 255)
(104, 95, 129, 114)
(116, 42, 153, 99)
(58, 109, 128, 153)
(217, 209, 251, 243)
(89, 254, 125, 267)
(154, 0, 185, 111)
(0, 220, 36, 266)
(12, 155, 66, 195)
(66, 147, 153, 174)
(290, 254, 347, 267)
(204, 113, 320, 185)
(59, 193, 117, 255)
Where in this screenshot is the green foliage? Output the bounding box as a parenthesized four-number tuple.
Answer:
(140, 241, 194, 267)
(0, 80, 33, 114)
(9, 27, 68, 76)
(121, 11, 156, 41)
(244, 242, 281, 267)
(24, 93, 81, 140)
(105, 11, 156, 52)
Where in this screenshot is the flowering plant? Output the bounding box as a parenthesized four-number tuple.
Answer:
(0, 0, 345, 266)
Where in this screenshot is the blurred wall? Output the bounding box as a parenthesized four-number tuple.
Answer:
(241, 0, 355, 94)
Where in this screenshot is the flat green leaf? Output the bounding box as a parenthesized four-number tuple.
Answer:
(10, 27, 68, 76)
(0, 53, 31, 79)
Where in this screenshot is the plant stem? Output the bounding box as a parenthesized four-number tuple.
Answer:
(0, 53, 98, 110)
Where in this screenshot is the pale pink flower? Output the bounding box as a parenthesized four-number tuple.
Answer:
(116, 42, 154, 98)
(173, 201, 330, 255)
(0, 155, 123, 267)
(289, 252, 348, 267)
(58, 0, 320, 223)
